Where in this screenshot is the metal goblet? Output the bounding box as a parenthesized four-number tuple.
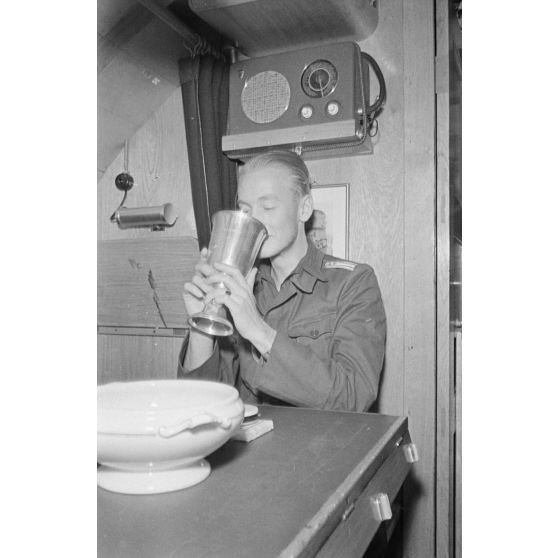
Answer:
(188, 210, 267, 336)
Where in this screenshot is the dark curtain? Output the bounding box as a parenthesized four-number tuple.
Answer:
(179, 55, 238, 250)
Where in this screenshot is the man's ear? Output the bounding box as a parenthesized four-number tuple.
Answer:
(299, 194, 314, 223)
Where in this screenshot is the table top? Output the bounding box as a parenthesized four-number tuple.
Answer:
(98, 406, 408, 558)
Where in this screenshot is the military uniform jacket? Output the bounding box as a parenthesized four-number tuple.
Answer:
(178, 242, 386, 412)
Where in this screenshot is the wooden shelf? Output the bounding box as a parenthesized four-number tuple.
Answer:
(188, 0, 379, 57)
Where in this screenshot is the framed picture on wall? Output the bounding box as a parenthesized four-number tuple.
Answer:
(307, 183, 349, 259)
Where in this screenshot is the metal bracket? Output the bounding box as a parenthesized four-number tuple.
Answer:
(370, 493, 392, 522)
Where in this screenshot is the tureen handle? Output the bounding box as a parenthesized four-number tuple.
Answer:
(158, 413, 232, 438)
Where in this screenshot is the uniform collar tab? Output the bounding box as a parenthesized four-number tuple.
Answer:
(291, 243, 328, 292)
(302, 241, 328, 282)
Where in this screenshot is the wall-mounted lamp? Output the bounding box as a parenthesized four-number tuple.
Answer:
(110, 172, 178, 231)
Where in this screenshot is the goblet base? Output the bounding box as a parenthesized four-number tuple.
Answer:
(188, 312, 233, 336)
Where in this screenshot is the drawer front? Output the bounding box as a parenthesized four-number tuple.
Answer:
(315, 431, 413, 558)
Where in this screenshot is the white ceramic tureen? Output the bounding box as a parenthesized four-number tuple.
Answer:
(97, 379, 244, 494)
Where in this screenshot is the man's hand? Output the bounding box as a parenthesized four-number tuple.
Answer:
(182, 248, 219, 371)
(182, 248, 216, 318)
(205, 263, 276, 355)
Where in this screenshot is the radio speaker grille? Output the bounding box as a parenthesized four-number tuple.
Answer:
(241, 71, 290, 124)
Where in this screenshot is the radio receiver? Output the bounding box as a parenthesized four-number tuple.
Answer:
(222, 42, 386, 161)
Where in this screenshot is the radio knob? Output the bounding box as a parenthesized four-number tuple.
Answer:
(300, 105, 314, 120)
(326, 101, 340, 117)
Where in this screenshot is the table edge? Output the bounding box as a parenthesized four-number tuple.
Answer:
(277, 415, 409, 558)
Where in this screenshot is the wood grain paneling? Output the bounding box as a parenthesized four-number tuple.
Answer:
(97, 48, 177, 175)
(455, 331, 462, 558)
(97, 3, 154, 74)
(97, 0, 192, 175)
(435, 1, 454, 557)
(98, 88, 197, 241)
(401, 1, 437, 557)
(97, 333, 184, 385)
(189, 0, 378, 57)
(306, 0, 406, 419)
(98, 86, 197, 385)
(98, 236, 198, 328)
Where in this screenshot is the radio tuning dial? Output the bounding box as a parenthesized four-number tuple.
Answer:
(301, 60, 338, 98)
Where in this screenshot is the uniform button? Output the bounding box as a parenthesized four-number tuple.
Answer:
(310, 329, 319, 337)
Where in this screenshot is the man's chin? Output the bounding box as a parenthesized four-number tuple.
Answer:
(259, 240, 277, 260)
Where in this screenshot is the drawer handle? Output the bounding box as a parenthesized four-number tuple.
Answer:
(370, 493, 392, 522)
(403, 443, 419, 463)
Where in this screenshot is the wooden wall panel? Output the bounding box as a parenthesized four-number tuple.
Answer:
(455, 331, 462, 558)
(435, 1, 454, 556)
(98, 236, 198, 328)
(401, 1, 437, 557)
(306, 0, 406, 418)
(97, 87, 197, 241)
(98, 87, 196, 385)
(97, 334, 184, 385)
